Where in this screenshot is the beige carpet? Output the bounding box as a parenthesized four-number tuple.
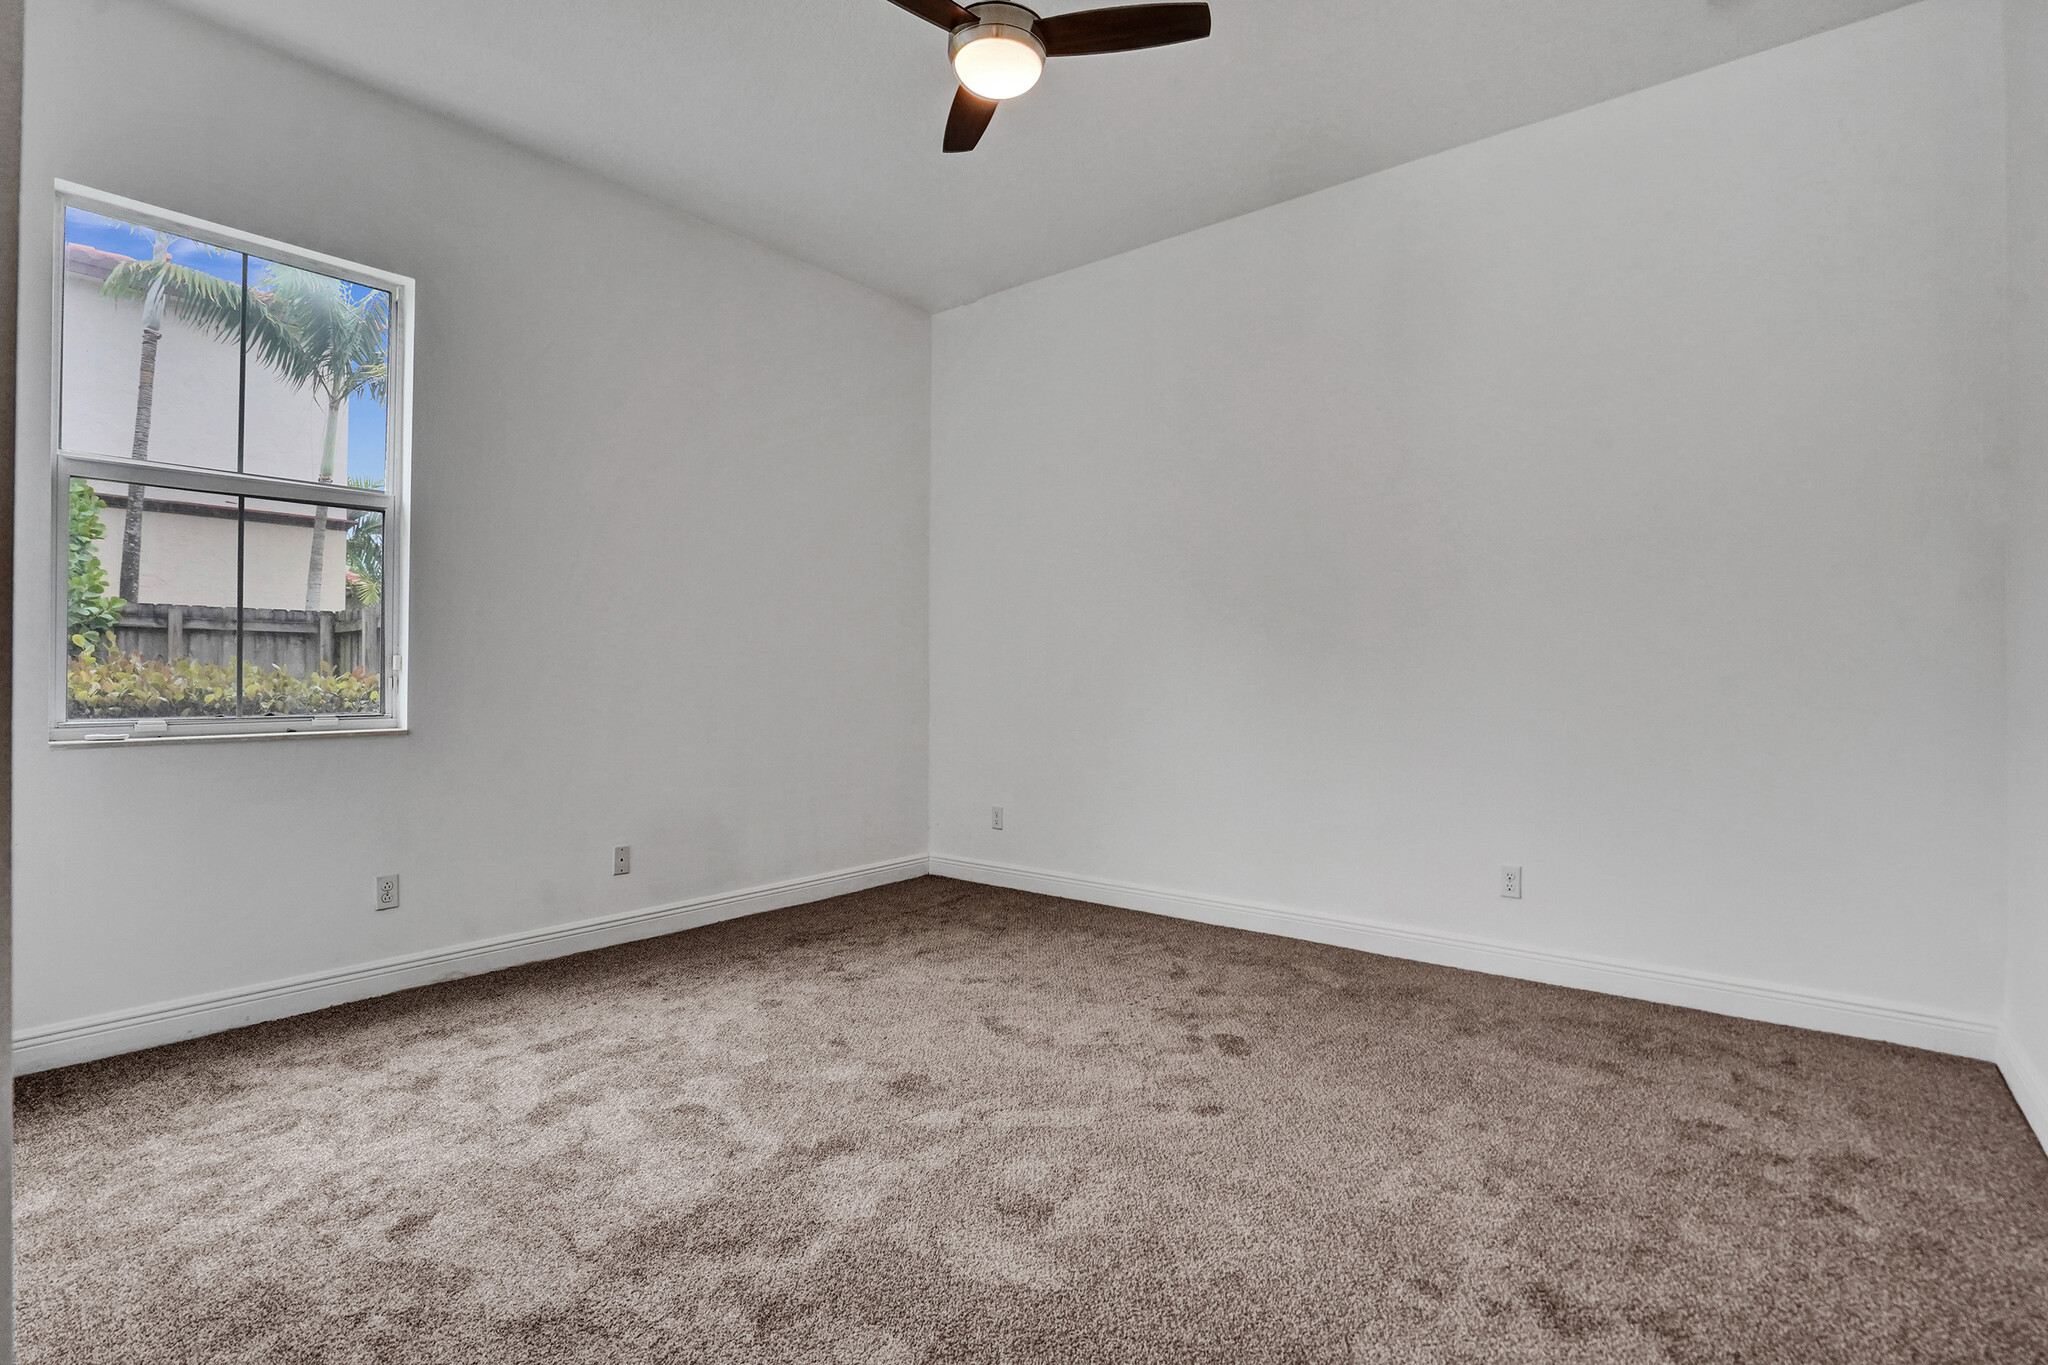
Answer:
(16, 876, 2048, 1363)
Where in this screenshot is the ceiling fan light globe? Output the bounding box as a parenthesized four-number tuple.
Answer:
(952, 32, 1044, 100)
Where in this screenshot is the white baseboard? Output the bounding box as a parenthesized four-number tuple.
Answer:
(2000, 1031, 2048, 1156)
(928, 855, 2003, 1062)
(13, 855, 930, 1075)
(24, 848, 2036, 1155)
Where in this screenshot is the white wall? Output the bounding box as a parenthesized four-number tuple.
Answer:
(14, 0, 930, 1042)
(2004, 0, 2048, 1136)
(931, 0, 2010, 1033)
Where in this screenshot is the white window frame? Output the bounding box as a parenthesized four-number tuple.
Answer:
(48, 181, 414, 745)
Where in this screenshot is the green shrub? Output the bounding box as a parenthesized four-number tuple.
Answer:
(68, 482, 124, 656)
(67, 649, 380, 718)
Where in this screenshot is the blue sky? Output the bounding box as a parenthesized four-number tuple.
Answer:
(66, 206, 390, 486)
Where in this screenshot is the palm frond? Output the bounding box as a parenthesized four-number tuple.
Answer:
(241, 292, 319, 390)
(157, 268, 252, 337)
(257, 263, 391, 408)
(336, 362, 387, 405)
(97, 258, 156, 303)
(101, 259, 319, 390)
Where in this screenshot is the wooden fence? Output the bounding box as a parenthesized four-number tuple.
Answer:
(114, 602, 381, 678)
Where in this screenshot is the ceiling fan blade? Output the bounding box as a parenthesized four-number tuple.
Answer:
(944, 86, 999, 152)
(1037, 3, 1210, 56)
(886, 0, 976, 30)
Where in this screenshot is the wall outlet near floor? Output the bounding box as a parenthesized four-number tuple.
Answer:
(991, 806, 1004, 831)
(1500, 865, 1522, 899)
(614, 845, 632, 876)
(375, 874, 400, 911)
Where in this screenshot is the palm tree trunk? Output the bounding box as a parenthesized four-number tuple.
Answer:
(118, 322, 163, 602)
(304, 394, 343, 611)
(304, 508, 330, 613)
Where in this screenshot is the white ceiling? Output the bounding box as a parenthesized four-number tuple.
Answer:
(163, 0, 1917, 311)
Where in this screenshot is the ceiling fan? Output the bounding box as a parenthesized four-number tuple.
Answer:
(886, 0, 1212, 152)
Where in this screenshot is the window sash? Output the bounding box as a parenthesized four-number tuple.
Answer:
(58, 451, 394, 513)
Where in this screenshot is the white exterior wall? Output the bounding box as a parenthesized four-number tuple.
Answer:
(79, 494, 348, 614)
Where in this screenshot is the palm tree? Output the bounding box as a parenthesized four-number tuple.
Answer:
(99, 234, 302, 601)
(260, 267, 388, 611)
(344, 476, 383, 607)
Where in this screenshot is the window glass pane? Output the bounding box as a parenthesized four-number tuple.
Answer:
(65, 478, 240, 720)
(61, 207, 243, 471)
(241, 257, 390, 488)
(241, 495, 383, 716)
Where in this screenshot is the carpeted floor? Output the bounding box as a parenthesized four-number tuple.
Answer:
(15, 876, 2048, 1363)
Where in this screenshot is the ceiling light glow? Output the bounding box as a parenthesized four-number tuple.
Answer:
(952, 30, 1044, 101)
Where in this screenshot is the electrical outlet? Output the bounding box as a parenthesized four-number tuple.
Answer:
(375, 874, 400, 911)
(1500, 865, 1522, 899)
(991, 806, 1004, 831)
(614, 845, 632, 876)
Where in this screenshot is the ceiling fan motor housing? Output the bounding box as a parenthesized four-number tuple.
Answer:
(950, 3, 1046, 64)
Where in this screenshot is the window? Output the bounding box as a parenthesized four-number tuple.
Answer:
(51, 183, 411, 743)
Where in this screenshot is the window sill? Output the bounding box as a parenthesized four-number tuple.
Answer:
(50, 718, 407, 747)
